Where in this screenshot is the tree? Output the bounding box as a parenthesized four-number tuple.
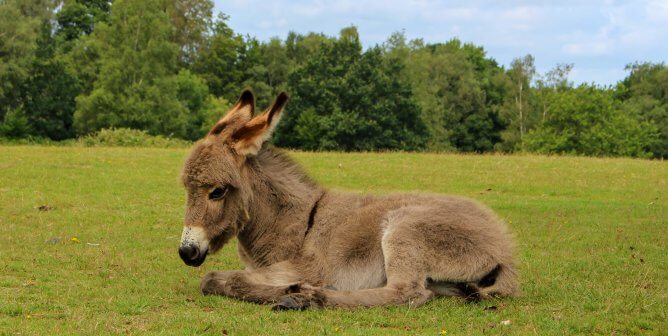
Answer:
(0, 0, 84, 140)
(1, 2, 663, 158)
(0, 0, 45, 121)
(237, 37, 272, 107)
(55, 0, 111, 44)
(498, 55, 537, 151)
(277, 27, 426, 151)
(405, 39, 504, 152)
(168, 0, 214, 66)
(616, 62, 667, 158)
(534, 63, 573, 123)
(192, 13, 245, 102)
(74, 0, 211, 140)
(524, 84, 660, 158)
(285, 31, 333, 65)
(276, 28, 360, 149)
(22, 19, 82, 139)
(261, 37, 291, 95)
(53, 0, 112, 100)
(0, 108, 32, 138)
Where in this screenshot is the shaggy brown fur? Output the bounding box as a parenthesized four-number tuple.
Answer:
(178, 90, 518, 310)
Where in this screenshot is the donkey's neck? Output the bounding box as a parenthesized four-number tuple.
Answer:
(237, 147, 323, 267)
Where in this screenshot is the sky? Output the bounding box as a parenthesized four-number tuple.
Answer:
(213, 0, 668, 85)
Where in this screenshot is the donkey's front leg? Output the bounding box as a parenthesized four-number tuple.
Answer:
(200, 271, 301, 304)
(200, 262, 302, 304)
(199, 270, 240, 295)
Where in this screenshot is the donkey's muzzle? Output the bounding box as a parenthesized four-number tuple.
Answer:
(179, 244, 206, 267)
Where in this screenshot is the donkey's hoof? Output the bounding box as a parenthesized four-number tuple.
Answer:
(286, 283, 301, 293)
(200, 272, 226, 295)
(200, 279, 220, 295)
(272, 295, 309, 311)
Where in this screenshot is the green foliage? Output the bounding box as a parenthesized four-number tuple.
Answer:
(74, 0, 210, 140)
(170, 69, 214, 140)
(55, 0, 111, 43)
(497, 55, 537, 151)
(198, 95, 232, 136)
(236, 36, 292, 108)
(524, 85, 660, 158)
(0, 135, 73, 145)
(615, 62, 668, 158)
(0, 1, 665, 158)
(0, 0, 84, 141)
(0, 108, 32, 138)
(192, 14, 245, 101)
(278, 28, 426, 151)
(405, 38, 504, 152)
(167, 0, 214, 66)
(0, 0, 43, 118)
(237, 37, 274, 107)
(21, 19, 81, 140)
(77, 128, 191, 147)
(53, 1, 112, 99)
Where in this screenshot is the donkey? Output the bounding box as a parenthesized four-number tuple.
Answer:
(178, 90, 518, 310)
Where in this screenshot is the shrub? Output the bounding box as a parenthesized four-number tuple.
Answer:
(524, 85, 661, 158)
(0, 108, 32, 138)
(77, 128, 191, 148)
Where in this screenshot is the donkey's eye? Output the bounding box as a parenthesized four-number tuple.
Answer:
(208, 187, 227, 200)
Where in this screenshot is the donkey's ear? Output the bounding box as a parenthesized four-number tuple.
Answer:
(231, 92, 288, 156)
(208, 89, 255, 136)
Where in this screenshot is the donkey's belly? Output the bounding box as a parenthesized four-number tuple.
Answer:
(330, 258, 386, 291)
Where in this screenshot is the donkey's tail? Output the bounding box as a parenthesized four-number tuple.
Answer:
(426, 263, 519, 302)
(477, 263, 519, 298)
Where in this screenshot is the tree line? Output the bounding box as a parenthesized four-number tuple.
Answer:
(1, 0, 665, 158)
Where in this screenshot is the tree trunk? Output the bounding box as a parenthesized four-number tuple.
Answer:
(518, 81, 524, 141)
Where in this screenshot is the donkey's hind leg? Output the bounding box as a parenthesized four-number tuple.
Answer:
(384, 203, 516, 301)
(274, 211, 438, 310)
(201, 261, 302, 304)
(273, 283, 434, 310)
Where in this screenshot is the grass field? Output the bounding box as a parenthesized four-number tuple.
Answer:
(1, 145, 666, 335)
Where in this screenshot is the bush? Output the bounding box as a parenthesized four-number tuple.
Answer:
(0, 136, 73, 146)
(198, 95, 232, 136)
(77, 128, 191, 148)
(524, 85, 660, 158)
(0, 108, 32, 138)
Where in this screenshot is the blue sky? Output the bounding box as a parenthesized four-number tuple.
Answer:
(213, 0, 668, 85)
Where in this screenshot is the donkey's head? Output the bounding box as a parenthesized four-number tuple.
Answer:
(178, 90, 288, 267)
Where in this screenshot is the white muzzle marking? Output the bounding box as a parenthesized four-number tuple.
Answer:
(180, 226, 209, 252)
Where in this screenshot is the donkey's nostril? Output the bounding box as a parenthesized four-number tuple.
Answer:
(179, 245, 199, 261)
(179, 244, 207, 267)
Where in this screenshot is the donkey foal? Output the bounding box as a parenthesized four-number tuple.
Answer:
(178, 90, 518, 310)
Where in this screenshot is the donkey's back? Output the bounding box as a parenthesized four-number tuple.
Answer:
(301, 192, 517, 304)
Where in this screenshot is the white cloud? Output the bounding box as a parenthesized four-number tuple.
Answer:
(500, 6, 544, 22)
(559, 0, 668, 57)
(213, 0, 668, 84)
(646, 0, 668, 20)
(562, 41, 612, 56)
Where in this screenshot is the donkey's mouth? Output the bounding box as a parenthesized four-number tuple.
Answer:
(179, 244, 207, 267)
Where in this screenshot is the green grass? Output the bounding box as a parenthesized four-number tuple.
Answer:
(1, 146, 666, 335)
